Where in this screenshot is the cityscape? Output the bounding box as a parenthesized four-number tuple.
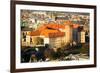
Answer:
(21, 10, 90, 63)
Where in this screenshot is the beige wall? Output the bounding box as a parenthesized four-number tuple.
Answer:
(64, 25, 73, 44)
(21, 31, 31, 46)
(44, 25, 73, 48)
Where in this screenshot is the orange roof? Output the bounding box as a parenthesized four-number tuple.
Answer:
(40, 29, 65, 38)
(38, 25, 47, 31)
(30, 28, 65, 38)
(30, 21, 80, 37)
(30, 30, 40, 36)
(30, 23, 66, 38)
(46, 23, 65, 29)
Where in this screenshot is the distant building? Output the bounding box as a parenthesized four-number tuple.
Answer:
(21, 28, 33, 46)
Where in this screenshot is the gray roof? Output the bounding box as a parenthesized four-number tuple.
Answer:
(21, 27, 33, 31)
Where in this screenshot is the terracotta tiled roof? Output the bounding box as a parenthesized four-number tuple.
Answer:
(30, 23, 66, 38)
(40, 29, 65, 38)
(30, 21, 80, 37)
(46, 23, 65, 29)
(30, 30, 40, 36)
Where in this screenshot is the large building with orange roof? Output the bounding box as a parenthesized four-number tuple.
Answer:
(27, 21, 73, 48)
(21, 20, 86, 48)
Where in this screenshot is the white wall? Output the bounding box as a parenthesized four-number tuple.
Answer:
(0, 0, 100, 73)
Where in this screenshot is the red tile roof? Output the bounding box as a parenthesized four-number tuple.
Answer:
(40, 29, 65, 38)
(30, 23, 66, 38)
(30, 21, 80, 37)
